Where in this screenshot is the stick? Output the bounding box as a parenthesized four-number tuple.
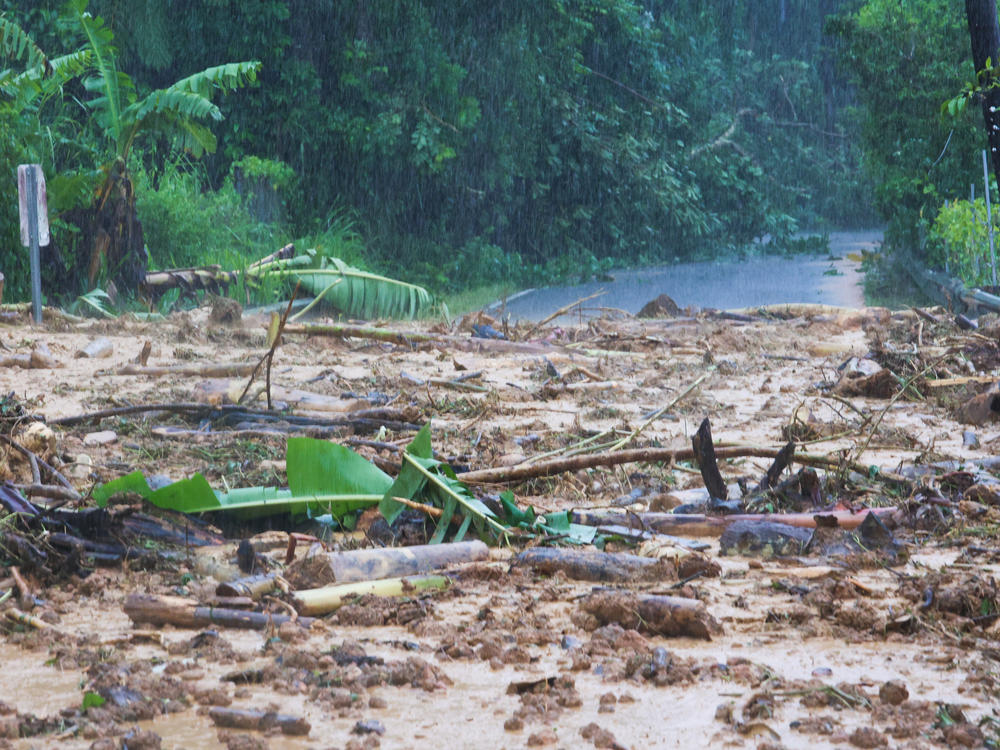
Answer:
(608, 373, 708, 450)
(281, 321, 559, 354)
(15, 483, 82, 502)
(238, 282, 300, 409)
(523, 290, 607, 339)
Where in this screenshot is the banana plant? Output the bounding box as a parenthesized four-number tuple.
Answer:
(65, 0, 260, 289)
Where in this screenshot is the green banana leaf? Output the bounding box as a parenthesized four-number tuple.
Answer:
(251, 250, 431, 319)
(92, 438, 391, 518)
(380, 423, 507, 541)
(498, 490, 597, 545)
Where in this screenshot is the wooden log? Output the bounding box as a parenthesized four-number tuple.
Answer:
(570, 507, 902, 538)
(512, 547, 676, 583)
(207, 706, 310, 735)
(581, 590, 722, 640)
(289, 540, 489, 586)
(123, 593, 313, 630)
(292, 574, 450, 616)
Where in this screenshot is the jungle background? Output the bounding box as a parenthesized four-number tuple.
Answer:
(0, 1, 992, 309)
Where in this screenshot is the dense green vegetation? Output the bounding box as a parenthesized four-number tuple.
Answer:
(5, 0, 988, 309)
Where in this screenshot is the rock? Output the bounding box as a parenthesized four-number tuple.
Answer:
(637, 293, 681, 318)
(849, 726, 887, 748)
(878, 680, 908, 706)
(84, 430, 118, 446)
(719, 520, 813, 557)
(955, 391, 1000, 426)
(209, 296, 242, 325)
(76, 337, 114, 358)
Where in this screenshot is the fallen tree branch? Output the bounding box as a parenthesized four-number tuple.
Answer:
(522, 290, 606, 340)
(123, 593, 314, 630)
(457, 444, 904, 485)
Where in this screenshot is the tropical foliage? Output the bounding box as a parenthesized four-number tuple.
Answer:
(2, 0, 871, 307)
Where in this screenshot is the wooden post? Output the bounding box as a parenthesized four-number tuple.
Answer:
(16, 165, 50, 324)
(984, 150, 998, 286)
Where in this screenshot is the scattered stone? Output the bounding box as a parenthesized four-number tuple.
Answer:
(526, 728, 558, 745)
(878, 680, 908, 706)
(76, 337, 114, 359)
(83, 430, 117, 446)
(848, 726, 887, 748)
(353, 719, 385, 736)
(719, 520, 813, 557)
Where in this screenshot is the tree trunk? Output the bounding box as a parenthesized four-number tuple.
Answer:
(966, 0, 1000, 188)
(87, 159, 148, 292)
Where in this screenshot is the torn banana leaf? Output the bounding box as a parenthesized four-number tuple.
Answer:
(499, 491, 597, 545)
(380, 423, 507, 542)
(92, 437, 391, 518)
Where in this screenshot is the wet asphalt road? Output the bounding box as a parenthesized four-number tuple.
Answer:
(490, 230, 881, 323)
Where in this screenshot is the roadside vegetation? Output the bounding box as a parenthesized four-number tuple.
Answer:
(1, 0, 996, 314)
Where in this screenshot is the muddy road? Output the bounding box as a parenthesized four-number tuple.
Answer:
(495, 230, 879, 323)
(1, 293, 999, 750)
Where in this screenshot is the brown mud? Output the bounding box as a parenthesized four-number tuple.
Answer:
(1, 298, 999, 749)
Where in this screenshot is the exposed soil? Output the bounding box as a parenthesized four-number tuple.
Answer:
(1, 298, 999, 750)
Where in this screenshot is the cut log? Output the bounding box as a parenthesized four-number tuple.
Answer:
(123, 593, 313, 630)
(292, 574, 449, 616)
(286, 540, 489, 587)
(581, 590, 722, 639)
(512, 547, 677, 583)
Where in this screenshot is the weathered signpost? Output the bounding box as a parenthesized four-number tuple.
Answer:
(17, 164, 51, 324)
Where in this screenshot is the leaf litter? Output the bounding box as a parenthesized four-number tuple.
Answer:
(0, 298, 999, 748)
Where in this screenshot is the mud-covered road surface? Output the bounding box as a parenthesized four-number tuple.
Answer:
(496, 230, 879, 323)
(1, 293, 999, 750)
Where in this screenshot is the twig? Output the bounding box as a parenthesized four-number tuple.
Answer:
(523, 290, 606, 340)
(392, 495, 443, 518)
(238, 282, 301, 409)
(609, 372, 708, 450)
(0, 434, 74, 490)
(15, 483, 82, 502)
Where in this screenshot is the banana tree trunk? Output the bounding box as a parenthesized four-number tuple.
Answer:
(87, 159, 148, 292)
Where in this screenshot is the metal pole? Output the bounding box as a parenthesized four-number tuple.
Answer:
(984, 150, 998, 288)
(25, 166, 42, 323)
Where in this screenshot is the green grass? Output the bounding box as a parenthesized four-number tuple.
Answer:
(437, 281, 520, 318)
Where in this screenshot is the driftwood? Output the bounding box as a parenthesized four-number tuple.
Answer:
(292, 574, 450, 616)
(581, 590, 722, 640)
(457, 444, 906, 485)
(287, 540, 489, 586)
(570, 507, 902, 538)
(512, 547, 676, 583)
(208, 706, 310, 735)
(123, 593, 314, 630)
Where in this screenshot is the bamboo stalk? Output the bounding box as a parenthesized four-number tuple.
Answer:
(292, 574, 449, 615)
